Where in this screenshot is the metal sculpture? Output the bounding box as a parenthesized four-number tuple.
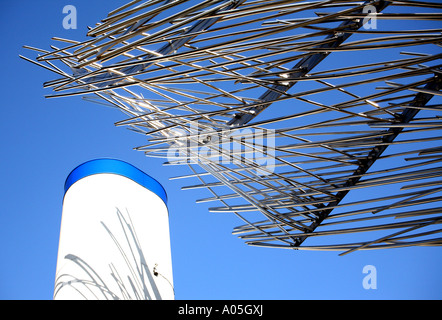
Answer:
(22, 0, 442, 254)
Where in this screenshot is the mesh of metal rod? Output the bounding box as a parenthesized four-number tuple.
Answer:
(23, 0, 442, 254)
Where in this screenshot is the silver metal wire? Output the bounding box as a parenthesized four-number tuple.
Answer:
(23, 0, 442, 254)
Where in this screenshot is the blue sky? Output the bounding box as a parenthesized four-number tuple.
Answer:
(0, 1, 441, 300)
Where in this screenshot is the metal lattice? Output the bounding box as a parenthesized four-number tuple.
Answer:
(23, 0, 442, 254)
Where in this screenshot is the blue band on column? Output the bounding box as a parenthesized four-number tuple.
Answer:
(64, 159, 167, 205)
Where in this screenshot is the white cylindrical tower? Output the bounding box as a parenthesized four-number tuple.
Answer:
(54, 159, 173, 300)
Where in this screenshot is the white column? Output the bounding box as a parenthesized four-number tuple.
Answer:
(54, 159, 173, 300)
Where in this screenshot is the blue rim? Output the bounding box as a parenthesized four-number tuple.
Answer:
(64, 159, 167, 205)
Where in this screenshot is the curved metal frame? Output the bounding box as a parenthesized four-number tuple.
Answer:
(23, 0, 442, 254)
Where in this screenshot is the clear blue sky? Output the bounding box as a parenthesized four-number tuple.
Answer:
(0, 1, 441, 300)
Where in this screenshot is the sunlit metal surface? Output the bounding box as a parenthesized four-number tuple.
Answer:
(23, 0, 442, 254)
